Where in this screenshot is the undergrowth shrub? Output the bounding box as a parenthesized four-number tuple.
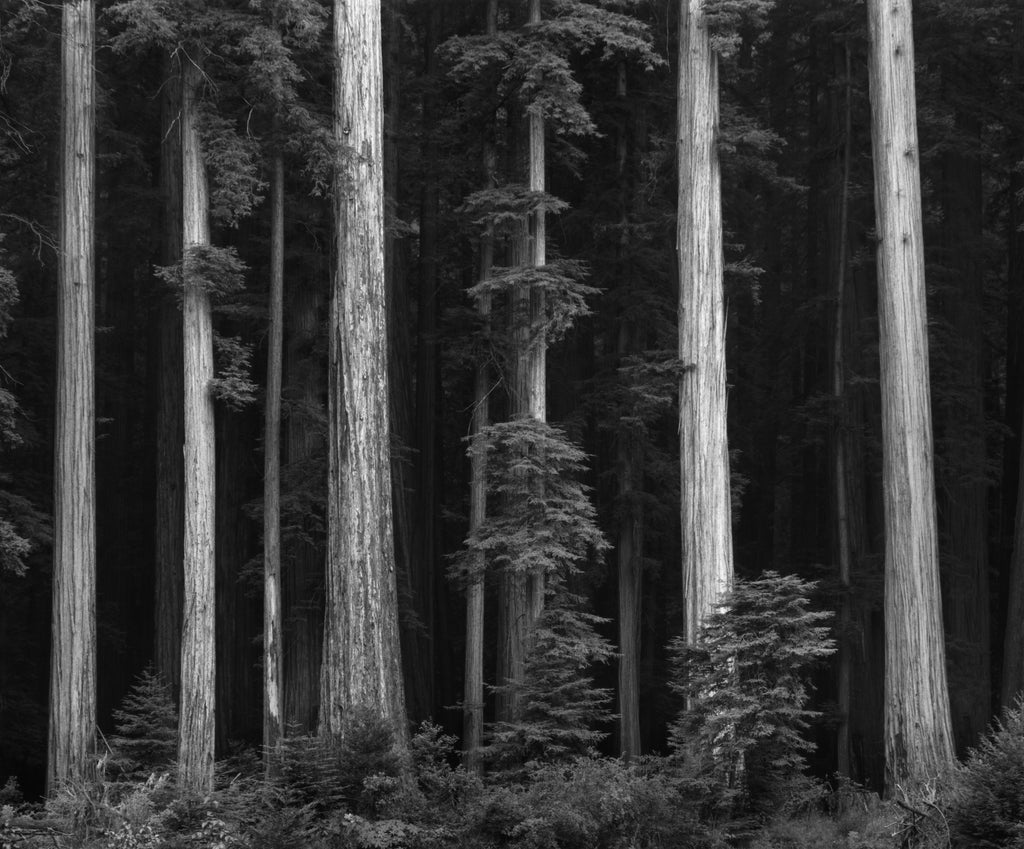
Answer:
(668, 572, 836, 815)
(946, 700, 1024, 848)
(107, 667, 178, 782)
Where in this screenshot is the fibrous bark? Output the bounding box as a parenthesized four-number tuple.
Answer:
(677, 0, 733, 645)
(48, 0, 97, 795)
(321, 0, 407, 744)
(866, 0, 956, 797)
(178, 52, 217, 795)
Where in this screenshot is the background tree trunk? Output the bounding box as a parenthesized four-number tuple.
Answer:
(153, 53, 185, 705)
(263, 152, 284, 772)
(178, 52, 217, 795)
(677, 0, 733, 645)
(866, 0, 956, 797)
(48, 0, 97, 795)
(321, 0, 407, 743)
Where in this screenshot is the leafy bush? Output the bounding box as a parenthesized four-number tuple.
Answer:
(946, 700, 1024, 848)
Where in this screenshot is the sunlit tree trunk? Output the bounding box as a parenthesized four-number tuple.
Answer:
(178, 52, 217, 795)
(496, 0, 547, 725)
(263, 151, 285, 774)
(321, 0, 407, 743)
(677, 0, 732, 646)
(48, 0, 97, 795)
(866, 0, 955, 797)
(154, 53, 185, 705)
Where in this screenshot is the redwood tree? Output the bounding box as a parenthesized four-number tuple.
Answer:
(320, 0, 407, 744)
(866, 0, 955, 796)
(677, 0, 733, 645)
(178, 51, 217, 795)
(48, 0, 97, 795)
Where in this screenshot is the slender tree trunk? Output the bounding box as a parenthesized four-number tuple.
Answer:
(283, 278, 325, 733)
(412, 0, 440, 723)
(677, 0, 732, 645)
(48, 0, 96, 795)
(263, 152, 284, 773)
(154, 53, 185, 705)
(866, 0, 955, 797)
(179, 52, 217, 795)
(497, 0, 547, 724)
(831, 38, 854, 779)
(615, 62, 643, 761)
(321, 0, 407, 743)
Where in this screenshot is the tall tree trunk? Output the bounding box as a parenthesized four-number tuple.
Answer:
(321, 0, 407, 743)
(48, 0, 96, 795)
(677, 0, 732, 645)
(616, 62, 643, 761)
(179, 53, 217, 795)
(496, 0, 547, 724)
(866, 0, 955, 797)
(464, 0, 498, 772)
(283, 278, 325, 733)
(264, 152, 285, 773)
(831, 37, 855, 779)
(412, 0, 440, 723)
(154, 53, 185, 705)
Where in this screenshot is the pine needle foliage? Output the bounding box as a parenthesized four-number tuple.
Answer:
(485, 592, 615, 774)
(668, 572, 835, 805)
(451, 418, 608, 587)
(108, 667, 178, 781)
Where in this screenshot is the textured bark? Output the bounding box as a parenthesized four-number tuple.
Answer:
(866, 0, 955, 797)
(321, 0, 407, 742)
(154, 54, 185, 704)
(938, 108, 990, 754)
(264, 153, 285, 772)
(677, 0, 733, 645)
(178, 55, 216, 795)
(496, 0, 547, 724)
(48, 0, 97, 794)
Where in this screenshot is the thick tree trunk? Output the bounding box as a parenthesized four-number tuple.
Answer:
(48, 0, 96, 795)
(264, 153, 285, 772)
(866, 0, 955, 797)
(677, 0, 732, 645)
(321, 0, 407, 743)
(178, 54, 217, 795)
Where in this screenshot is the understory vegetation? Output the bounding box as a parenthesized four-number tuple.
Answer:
(5, 576, 1023, 849)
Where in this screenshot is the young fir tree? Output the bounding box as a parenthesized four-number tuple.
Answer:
(668, 571, 835, 807)
(453, 418, 611, 775)
(108, 668, 179, 781)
